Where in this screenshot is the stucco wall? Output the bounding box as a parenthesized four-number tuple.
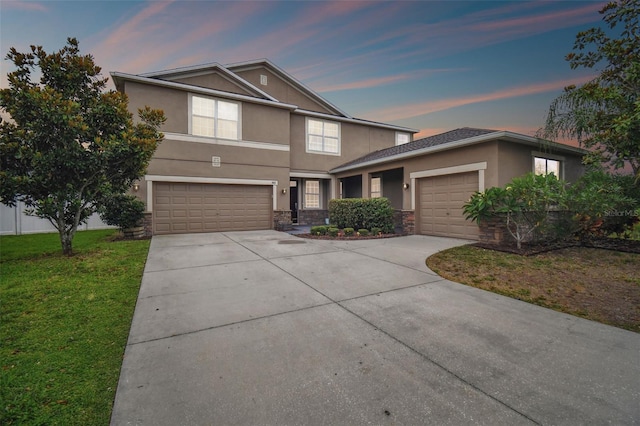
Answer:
(496, 141, 584, 185)
(171, 73, 254, 96)
(242, 103, 290, 144)
(334, 141, 501, 210)
(289, 114, 398, 172)
(125, 81, 188, 133)
(234, 68, 334, 114)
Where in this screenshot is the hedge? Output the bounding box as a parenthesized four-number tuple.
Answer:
(328, 198, 394, 233)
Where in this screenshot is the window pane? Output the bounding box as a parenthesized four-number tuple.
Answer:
(308, 135, 324, 151)
(396, 133, 410, 145)
(218, 101, 238, 120)
(305, 180, 320, 208)
(324, 137, 339, 153)
(324, 122, 339, 138)
(547, 159, 560, 177)
(534, 157, 547, 175)
(192, 116, 215, 137)
(308, 120, 323, 135)
(193, 96, 214, 117)
(217, 119, 237, 139)
(371, 177, 381, 198)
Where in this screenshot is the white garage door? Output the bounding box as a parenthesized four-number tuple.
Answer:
(153, 182, 272, 235)
(417, 172, 479, 240)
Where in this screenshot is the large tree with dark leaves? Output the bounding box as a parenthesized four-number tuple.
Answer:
(540, 0, 639, 180)
(0, 38, 165, 255)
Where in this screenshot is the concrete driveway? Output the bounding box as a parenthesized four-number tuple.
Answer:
(111, 230, 640, 425)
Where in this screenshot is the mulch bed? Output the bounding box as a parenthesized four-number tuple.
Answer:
(295, 233, 402, 241)
(475, 237, 640, 256)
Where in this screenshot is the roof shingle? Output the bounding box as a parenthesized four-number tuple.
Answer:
(333, 127, 498, 171)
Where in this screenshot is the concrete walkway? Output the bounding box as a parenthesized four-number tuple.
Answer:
(111, 230, 640, 425)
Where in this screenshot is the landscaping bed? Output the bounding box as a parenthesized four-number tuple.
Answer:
(427, 243, 640, 333)
(296, 232, 401, 241)
(475, 236, 640, 256)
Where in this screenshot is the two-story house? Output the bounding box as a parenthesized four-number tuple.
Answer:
(111, 59, 418, 235)
(111, 59, 585, 240)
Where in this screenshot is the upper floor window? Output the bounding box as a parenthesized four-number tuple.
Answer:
(396, 132, 410, 146)
(534, 156, 561, 177)
(307, 118, 340, 155)
(191, 95, 239, 140)
(371, 177, 381, 198)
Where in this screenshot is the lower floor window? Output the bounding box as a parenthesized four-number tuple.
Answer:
(305, 180, 320, 208)
(534, 156, 560, 177)
(371, 177, 381, 198)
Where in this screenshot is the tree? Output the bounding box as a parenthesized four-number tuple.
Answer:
(540, 0, 640, 181)
(0, 38, 165, 255)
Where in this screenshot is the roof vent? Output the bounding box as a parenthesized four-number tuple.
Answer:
(260, 74, 268, 86)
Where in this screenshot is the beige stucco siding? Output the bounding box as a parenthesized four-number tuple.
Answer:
(125, 81, 188, 134)
(334, 141, 501, 210)
(140, 138, 290, 210)
(242, 103, 290, 144)
(496, 141, 584, 186)
(289, 114, 398, 172)
(170, 73, 254, 96)
(234, 68, 335, 114)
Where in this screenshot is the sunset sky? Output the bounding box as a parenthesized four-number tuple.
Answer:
(1, 0, 607, 139)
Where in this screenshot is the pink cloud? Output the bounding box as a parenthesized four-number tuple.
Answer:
(1, 0, 48, 12)
(313, 68, 467, 92)
(92, 1, 272, 75)
(471, 3, 603, 36)
(369, 75, 596, 122)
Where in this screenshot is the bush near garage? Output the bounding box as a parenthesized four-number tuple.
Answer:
(328, 198, 394, 233)
(463, 170, 638, 249)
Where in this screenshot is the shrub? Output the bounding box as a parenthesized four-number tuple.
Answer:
(310, 225, 328, 235)
(463, 173, 566, 248)
(463, 170, 639, 246)
(329, 198, 394, 232)
(343, 227, 355, 236)
(99, 194, 145, 230)
(327, 227, 340, 237)
(565, 170, 638, 238)
(358, 229, 369, 236)
(371, 227, 382, 235)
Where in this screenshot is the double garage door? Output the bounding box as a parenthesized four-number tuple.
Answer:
(154, 182, 272, 235)
(417, 172, 479, 240)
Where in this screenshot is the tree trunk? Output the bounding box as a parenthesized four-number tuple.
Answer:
(60, 230, 73, 256)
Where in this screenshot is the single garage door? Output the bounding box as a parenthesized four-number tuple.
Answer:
(153, 182, 272, 235)
(417, 172, 479, 240)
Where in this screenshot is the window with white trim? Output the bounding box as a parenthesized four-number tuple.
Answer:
(396, 132, 410, 145)
(191, 95, 239, 140)
(307, 118, 340, 154)
(305, 180, 320, 208)
(371, 177, 381, 198)
(534, 156, 561, 177)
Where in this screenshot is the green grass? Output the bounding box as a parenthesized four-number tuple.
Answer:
(0, 230, 150, 425)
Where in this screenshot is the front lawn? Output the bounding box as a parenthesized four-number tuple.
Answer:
(427, 245, 640, 332)
(0, 230, 149, 425)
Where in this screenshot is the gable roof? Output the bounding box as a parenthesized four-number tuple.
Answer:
(110, 59, 418, 133)
(225, 59, 351, 118)
(330, 127, 586, 174)
(138, 62, 277, 101)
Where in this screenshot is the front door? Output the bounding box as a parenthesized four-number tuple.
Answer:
(289, 180, 298, 224)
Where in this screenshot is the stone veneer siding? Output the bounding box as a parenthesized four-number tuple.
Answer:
(401, 210, 415, 235)
(143, 212, 153, 237)
(297, 209, 329, 226)
(478, 216, 505, 244)
(273, 210, 292, 231)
